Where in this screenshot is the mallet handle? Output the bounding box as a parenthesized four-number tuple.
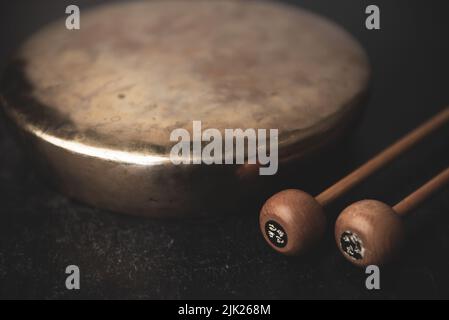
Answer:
(393, 167, 449, 215)
(316, 107, 449, 206)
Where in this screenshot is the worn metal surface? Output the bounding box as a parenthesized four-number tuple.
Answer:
(0, 0, 369, 216)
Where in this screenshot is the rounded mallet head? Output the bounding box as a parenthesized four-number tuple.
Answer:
(259, 189, 326, 255)
(335, 199, 405, 267)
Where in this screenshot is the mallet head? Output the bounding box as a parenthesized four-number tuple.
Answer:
(335, 199, 405, 267)
(259, 189, 327, 255)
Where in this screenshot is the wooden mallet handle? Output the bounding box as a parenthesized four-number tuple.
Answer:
(316, 107, 449, 206)
(394, 166, 449, 215)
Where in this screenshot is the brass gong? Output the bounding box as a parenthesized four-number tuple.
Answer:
(0, 0, 370, 217)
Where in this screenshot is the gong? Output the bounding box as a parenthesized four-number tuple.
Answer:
(0, 0, 370, 217)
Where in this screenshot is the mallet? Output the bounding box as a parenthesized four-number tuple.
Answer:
(335, 166, 449, 267)
(260, 107, 449, 255)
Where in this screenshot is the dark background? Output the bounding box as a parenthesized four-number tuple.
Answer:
(1, 0, 449, 299)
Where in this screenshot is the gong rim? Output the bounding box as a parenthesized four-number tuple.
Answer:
(0, 0, 370, 217)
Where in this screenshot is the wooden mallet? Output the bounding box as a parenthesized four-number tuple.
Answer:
(335, 166, 449, 267)
(260, 107, 449, 255)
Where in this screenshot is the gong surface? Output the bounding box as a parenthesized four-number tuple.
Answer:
(0, 0, 370, 216)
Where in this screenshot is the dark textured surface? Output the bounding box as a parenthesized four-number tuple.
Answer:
(1, 0, 449, 299)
